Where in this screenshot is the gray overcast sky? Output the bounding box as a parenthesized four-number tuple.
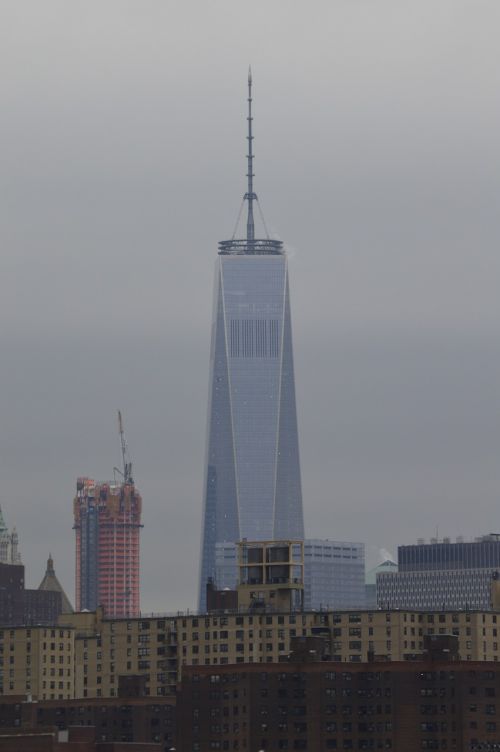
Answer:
(1, 1, 500, 611)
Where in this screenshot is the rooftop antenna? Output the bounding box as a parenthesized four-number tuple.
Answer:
(218, 69, 283, 256)
(116, 410, 133, 485)
(245, 66, 256, 243)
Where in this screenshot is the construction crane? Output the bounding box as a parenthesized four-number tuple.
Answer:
(116, 410, 134, 485)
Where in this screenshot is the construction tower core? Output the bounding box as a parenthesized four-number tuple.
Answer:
(74, 478, 142, 618)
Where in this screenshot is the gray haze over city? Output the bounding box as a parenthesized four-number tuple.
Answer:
(2, 1, 500, 612)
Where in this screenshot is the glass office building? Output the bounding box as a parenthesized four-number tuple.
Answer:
(375, 535, 500, 610)
(198, 74, 305, 610)
(199, 253, 304, 610)
(303, 540, 366, 611)
(377, 567, 498, 611)
(398, 536, 500, 572)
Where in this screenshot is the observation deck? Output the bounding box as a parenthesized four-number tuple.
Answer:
(218, 237, 283, 255)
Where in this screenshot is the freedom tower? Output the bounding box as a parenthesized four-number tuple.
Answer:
(198, 72, 304, 610)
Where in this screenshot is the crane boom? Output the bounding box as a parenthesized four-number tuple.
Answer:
(118, 410, 133, 484)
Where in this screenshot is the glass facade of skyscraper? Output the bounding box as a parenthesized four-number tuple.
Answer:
(199, 253, 304, 610)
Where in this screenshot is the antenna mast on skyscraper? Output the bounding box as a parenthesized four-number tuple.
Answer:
(117, 410, 133, 485)
(218, 70, 283, 256)
(245, 66, 256, 243)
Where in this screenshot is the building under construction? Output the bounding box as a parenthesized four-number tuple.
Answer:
(73, 414, 142, 618)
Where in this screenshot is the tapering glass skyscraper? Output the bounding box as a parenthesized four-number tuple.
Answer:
(199, 72, 304, 610)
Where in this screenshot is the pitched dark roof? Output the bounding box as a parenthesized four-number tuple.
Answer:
(38, 554, 74, 613)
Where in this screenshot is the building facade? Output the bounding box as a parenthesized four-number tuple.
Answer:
(377, 567, 499, 611)
(0, 559, 67, 628)
(236, 540, 304, 613)
(214, 542, 239, 591)
(216, 539, 367, 611)
(377, 536, 500, 611)
(0, 563, 24, 627)
(4, 652, 500, 750)
(398, 535, 500, 572)
(5, 606, 500, 702)
(365, 559, 398, 609)
(0, 623, 75, 698)
(199, 74, 304, 609)
(0, 725, 163, 752)
(304, 540, 366, 610)
(73, 478, 142, 618)
(179, 658, 500, 752)
(0, 696, 175, 749)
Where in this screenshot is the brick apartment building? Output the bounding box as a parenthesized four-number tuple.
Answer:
(0, 724, 162, 751)
(4, 607, 500, 701)
(3, 647, 500, 751)
(0, 696, 175, 749)
(179, 654, 500, 751)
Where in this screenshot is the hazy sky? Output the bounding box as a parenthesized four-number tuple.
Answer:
(2, 1, 500, 611)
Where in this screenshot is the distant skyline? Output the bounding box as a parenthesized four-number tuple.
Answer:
(2, 1, 500, 611)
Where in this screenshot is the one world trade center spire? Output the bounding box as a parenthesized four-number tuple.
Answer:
(198, 72, 304, 610)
